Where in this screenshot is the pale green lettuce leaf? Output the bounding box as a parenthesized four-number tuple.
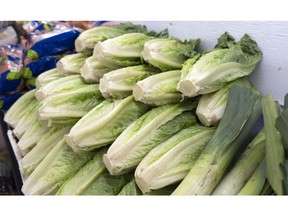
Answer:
(21, 139, 95, 195)
(65, 95, 151, 152)
(103, 100, 197, 175)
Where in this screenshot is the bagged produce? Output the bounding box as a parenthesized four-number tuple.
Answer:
(25, 21, 81, 59)
(0, 45, 24, 95)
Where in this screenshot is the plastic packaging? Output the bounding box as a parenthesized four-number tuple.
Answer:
(0, 45, 24, 95)
(25, 21, 81, 59)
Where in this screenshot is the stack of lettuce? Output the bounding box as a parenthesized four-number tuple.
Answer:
(4, 22, 278, 196)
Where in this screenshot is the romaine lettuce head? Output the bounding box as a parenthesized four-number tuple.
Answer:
(35, 75, 87, 101)
(35, 68, 62, 89)
(37, 83, 104, 127)
(65, 95, 151, 153)
(142, 37, 200, 71)
(80, 172, 134, 195)
(56, 53, 90, 76)
(196, 78, 255, 126)
(103, 100, 198, 175)
(56, 147, 108, 195)
(80, 56, 114, 83)
(93, 33, 155, 69)
(75, 22, 150, 53)
(17, 121, 48, 156)
(135, 124, 216, 193)
(21, 139, 95, 195)
(133, 70, 183, 106)
(99, 65, 159, 99)
(117, 178, 142, 195)
(21, 124, 74, 177)
(4, 89, 37, 128)
(177, 33, 262, 97)
(12, 98, 40, 139)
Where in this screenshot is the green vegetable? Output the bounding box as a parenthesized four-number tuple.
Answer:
(177, 33, 262, 97)
(262, 94, 285, 195)
(238, 159, 266, 195)
(99, 65, 159, 99)
(141, 37, 200, 71)
(37, 83, 104, 127)
(21, 124, 74, 177)
(4, 89, 37, 128)
(118, 179, 142, 195)
(196, 78, 255, 126)
(21, 139, 95, 195)
(75, 22, 150, 53)
(212, 130, 265, 195)
(13, 98, 39, 139)
(80, 172, 133, 195)
(17, 121, 48, 156)
(103, 100, 197, 175)
(133, 70, 183, 106)
(172, 85, 262, 195)
(275, 93, 288, 154)
(80, 56, 114, 83)
(56, 147, 108, 195)
(135, 124, 215, 194)
(35, 68, 62, 89)
(65, 95, 151, 153)
(93, 33, 155, 69)
(56, 53, 90, 76)
(35, 75, 87, 101)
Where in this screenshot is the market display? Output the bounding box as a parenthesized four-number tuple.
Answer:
(2, 21, 288, 195)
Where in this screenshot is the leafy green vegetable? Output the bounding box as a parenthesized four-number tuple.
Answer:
(65, 96, 151, 153)
(262, 94, 285, 195)
(17, 121, 48, 156)
(172, 85, 262, 195)
(75, 22, 150, 53)
(93, 33, 155, 69)
(135, 124, 215, 194)
(80, 172, 134, 195)
(35, 68, 62, 89)
(80, 56, 114, 83)
(13, 98, 40, 139)
(177, 33, 262, 97)
(56, 53, 90, 76)
(35, 75, 87, 101)
(142, 37, 200, 71)
(21, 124, 74, 177)
(133, 70, 183, 106)
(4, 89, 37, 128)
(118, 179, 142, 195)
(103, 100, 197, 175)
(212, 130, 265, 195)
(99, 65, 159, 99)
(37, 83, 104, 127)
(56, 147, 108, 195)
(238, 159, 266, 195)
(196, 78, 255, 126)
(21, 139, 95, 195)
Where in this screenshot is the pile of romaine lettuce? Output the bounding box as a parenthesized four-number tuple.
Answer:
(4, 21, 273, 196)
